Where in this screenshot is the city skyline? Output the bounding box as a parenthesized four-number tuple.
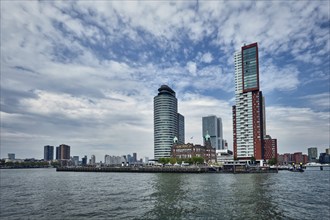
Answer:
(1, 1, 329, 160)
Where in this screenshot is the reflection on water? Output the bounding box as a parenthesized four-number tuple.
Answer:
(145, 173, 187, 219)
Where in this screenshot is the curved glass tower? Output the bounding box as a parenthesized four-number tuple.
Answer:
(154, 85, 178, 159)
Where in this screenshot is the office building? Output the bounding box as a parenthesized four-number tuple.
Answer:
(307, 147, 318, 162)
(72, 156, 79, 166)
(232, 42, 277, 162)
(82, 155, 87, 166)
(8, 153, 15, 160)
(91, 155, 96, 165)
(202, 115, 223, 150)
(178, 113, 185, 144)
(56, 144, 70, 160)
(133, 153, 137, 163)
(154, 85, 184, 159)
(44, 145, 54, 161)
(326, 148, 330, 155)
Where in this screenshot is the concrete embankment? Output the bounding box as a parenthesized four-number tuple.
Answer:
(56, 166, 278, 174)
(57, 166, 207, 173)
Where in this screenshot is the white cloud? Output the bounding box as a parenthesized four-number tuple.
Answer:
(301, 93, 330, 110)
(186, 61, 197, 76)
(260, 60, 300, 93)
(266, 106, 329, 154)
(200, 52, 213, 63)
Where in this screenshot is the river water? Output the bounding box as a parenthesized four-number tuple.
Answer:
(0, 168, 329, 219)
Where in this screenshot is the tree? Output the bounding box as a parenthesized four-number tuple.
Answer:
(169, 158, 177, 165)
(250, 156, 256, 165)
(268, 158, 277, 166)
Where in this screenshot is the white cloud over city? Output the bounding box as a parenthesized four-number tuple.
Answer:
(1, 1, 329, 160)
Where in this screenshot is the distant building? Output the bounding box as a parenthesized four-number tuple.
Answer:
(202, 115, 224, 150)
(82, 156, 87, 166)
(307, 147, 318, 162)
(171, 135, 217, 163)
(263, 136, 277, 161)
(56, 144, 70, 160)
(283, 153, 293, 165)
(133, 153, 137, 163)
(177, 113, 185, 144)
(303, 155, 308, 164)
(144, 157, 149, 163)
(104, 155, 110, 165)
(154, 85, 184, 159)
(72, 156, 79, 166)
(91, 155, 96, 165)
(8, 153, 15, 160)
(292, 152, 307, 164)
(44, 145, 54, 161)
(319, 153, 330, 163)
(319, 148, 330, 163)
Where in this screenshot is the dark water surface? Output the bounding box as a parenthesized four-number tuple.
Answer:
(1, 168, 329, 219)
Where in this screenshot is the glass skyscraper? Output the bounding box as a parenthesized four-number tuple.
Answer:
(202, 115, 223, 150)
(154, 85, 184, 159)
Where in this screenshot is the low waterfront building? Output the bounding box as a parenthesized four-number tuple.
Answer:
(171, 135, 217, 163)
(216, 149, 234, 164)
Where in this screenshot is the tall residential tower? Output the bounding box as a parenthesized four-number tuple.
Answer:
(233, 43, 271, 161)
(154, 85, 184, 159)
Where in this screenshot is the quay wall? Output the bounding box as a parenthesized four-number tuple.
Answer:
(56, 166, 278, 174)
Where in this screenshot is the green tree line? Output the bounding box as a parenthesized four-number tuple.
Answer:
(158, 157, 204, 165)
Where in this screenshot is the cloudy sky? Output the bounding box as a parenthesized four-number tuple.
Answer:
(1, 1, 329, 161)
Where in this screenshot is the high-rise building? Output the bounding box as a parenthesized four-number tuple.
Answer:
(202, 115, 224, 150)
(154, 85, 184, 159)
(307, 147, 318, 162)
(56, 144, 70, 160)
(44, 145, 54, 161)
(178, 113, 185, 144)
(82, 155, 87, 166)
(133, 153, 137, 163)
(8, 153, 15, 160)
(72, 156, 79, 166)
(91, 155, 96, 165)
(233, 43, 274, 161)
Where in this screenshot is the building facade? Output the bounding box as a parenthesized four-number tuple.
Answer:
(307, 147, 318, 162)
(202, 115, 224, 150)
(232, 43, 277, 162)
(8, 153, 15, 160)
(44, 145, 54, 161)
(171, 142, 217, 163)
(178, 113, 185, 144)
(263, 136, 277, 161)
(154, 85, 184, 159)
(56, 144, 70, 160)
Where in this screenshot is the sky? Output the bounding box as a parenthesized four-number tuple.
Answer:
(1, 0, 329, 161)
